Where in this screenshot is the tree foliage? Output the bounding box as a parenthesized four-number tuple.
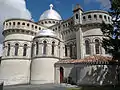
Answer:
(101, 0, 120, 60)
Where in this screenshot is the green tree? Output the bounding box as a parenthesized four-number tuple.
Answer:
(101, 0, 120, 85)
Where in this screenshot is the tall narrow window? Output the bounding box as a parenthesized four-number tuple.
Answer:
(95, 39, 100, 54)
(15, 43, 19, 56)
(36, 42, 39, 55)
(7, 44, 10, 56)
(70, 44, 72, 57)
(65, 45, 67, 57)
(23, 44, 27, 56)
(52, 42, 55, 55)
(43, 41, 47, 55)
(76, 14, 79, 19)
(85, 40, 90, 54)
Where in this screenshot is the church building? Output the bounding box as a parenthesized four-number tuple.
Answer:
(0, 4, 116, 86)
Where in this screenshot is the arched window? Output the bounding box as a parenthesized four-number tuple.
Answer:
(7, 44, 10, 56)
(65, 45, 67, 57)
(95, 39, 100, 54)
(36, 42, 39, 55)
(104, 15, 107, 21)
(99, 15, 102, 19)
(52, 42, 55, 55)
(23, 44, 27, 56)
(15, 43, 19, 56)
(22, 22, 25, 25)
(43, 41, 47, 55)
(27, 23, 30, 27)
(13, 22, 15, 25)
(83, 16, 86, 20)
(17, 22, 20, 25)
(85, 40, 90, 54)
(88, 15, 92, 20)
(94, 14, 97, 20)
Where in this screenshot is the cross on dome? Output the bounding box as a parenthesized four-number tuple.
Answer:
(50, 4, 53, 10)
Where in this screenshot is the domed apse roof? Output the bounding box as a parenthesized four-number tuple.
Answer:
(36, 29, 57, 37)
(39, 4, 62, 21)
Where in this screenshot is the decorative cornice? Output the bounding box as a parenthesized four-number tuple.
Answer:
(1, 57, 31, 60)
(33, 35, 61, 42)
(83, 35, 103, 38)
(32, 56, 61, 60)
(83, 10, 109, 15)
(3, 40, 32, 43)
(2, 29, 36, 36)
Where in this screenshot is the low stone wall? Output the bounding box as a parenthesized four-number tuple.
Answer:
(55, 63, 119, 85)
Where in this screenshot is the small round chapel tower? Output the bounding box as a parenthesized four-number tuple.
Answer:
(0, 19, 35, 85)
(30, 29, 61, 84)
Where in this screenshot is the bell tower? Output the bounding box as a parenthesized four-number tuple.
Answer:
(73, 4, 84, 59)
(73, 4, 83, 25)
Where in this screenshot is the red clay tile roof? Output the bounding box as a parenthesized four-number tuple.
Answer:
(56, 55, 115, 64)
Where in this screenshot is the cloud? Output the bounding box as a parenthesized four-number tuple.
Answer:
(0, 44, 2, 57)
(96, 0, 111, 9)
(0, 0, 32, 43)
(84, 0, 111, 10)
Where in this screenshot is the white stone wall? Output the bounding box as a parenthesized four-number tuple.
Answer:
(0, 60, 31, 85)
(30, 58, 59, 84)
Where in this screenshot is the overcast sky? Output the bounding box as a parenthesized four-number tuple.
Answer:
(0, 0, 111, 56)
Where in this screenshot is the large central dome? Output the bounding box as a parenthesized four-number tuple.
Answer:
(39, 4, 62, 20)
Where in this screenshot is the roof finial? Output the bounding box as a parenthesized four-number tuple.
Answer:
(50, 4, 53, 10)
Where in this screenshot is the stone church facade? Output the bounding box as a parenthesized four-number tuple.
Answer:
(0, 4, 115, 86)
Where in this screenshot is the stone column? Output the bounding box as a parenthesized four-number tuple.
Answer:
(38, 43, 42, 56)
(11, 45, 14, 56)
(67, 46, 70, 57)
(60, 42, 64, 58)
(92, 42, 96, 55)
(91, 42, 95, 55)
(4, 46, 7, 57)
(47, 43, 51, 56)
(19, 46, 23, 56)
(34, 44, 36, 57)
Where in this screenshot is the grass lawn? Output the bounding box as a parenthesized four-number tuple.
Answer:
(67, 86, 120, 90)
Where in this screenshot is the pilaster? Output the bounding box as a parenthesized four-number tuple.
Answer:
(76, 27, 84, 59)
